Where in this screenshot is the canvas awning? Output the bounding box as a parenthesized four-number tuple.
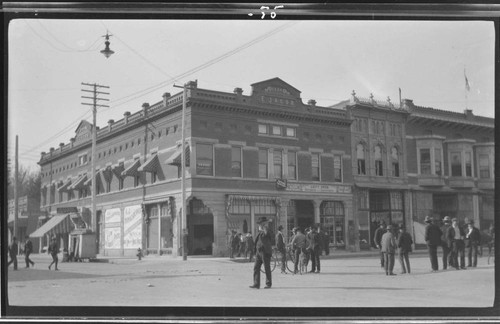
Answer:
(138, 154, 160, 173)
(69, 174, 88, 190)
(29, 214, 74, 238)
(121, 159, 141, 177)
(165, 145, 190, 166)
(111, 163, 125, 178)
(99, 166, 114, 183)
(57, 178, 72, 192)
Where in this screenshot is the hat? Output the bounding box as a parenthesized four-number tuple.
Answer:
(256, 216, 270, 224)
(424, 216, 433, 224)
(443, 216, 451, 223)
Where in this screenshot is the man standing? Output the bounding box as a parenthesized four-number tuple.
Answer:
(48, 237, 59, 271)
(250, 217, 274, 289)
(276, 225, 287, 274)
(7, 237, 19, 271)
(290, 227, 306, 274)
(465, 220, 481, 268)
(245, 232, 254, 262)
(440, 216, 452, 270)
(447, 218, 466, 270)
(307, 225, 321, 273)
(397, 224, 413, 274)
(229, 230, 238, 259)
(24, 235, 35, 268)
(424, 216, 442, 272)
(373, 222, 386, 268)
(381, 225, 397, 276)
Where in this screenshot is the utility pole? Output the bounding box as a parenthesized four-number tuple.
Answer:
(81, 83, 109, 233)
(14, 135, 19, 247)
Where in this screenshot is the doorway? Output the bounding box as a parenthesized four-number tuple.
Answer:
(187, 198, 214, 256)
(289, 200, 315, 231)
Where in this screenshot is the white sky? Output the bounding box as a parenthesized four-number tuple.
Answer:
(7, 19, 495, 170)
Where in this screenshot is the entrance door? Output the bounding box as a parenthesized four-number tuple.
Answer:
(187, 198, 214, 256)
(294, 200, 315, 231)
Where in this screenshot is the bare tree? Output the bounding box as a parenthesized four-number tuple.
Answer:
(8, 164, 41, 202)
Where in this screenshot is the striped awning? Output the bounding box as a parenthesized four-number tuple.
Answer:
(165, 145, 190, 166)
(122, 159, 141, 177)
(138, 154, 160, 173)
(29, 214, 74, 238)
(100, 166, 114, 183)
(227, 194, 279, 204)
(112, 163, 125, 178)
(69, 174, 88, 190)
(57, 178, 72, 192)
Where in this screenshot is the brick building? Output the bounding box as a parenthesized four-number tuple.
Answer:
(36, 77, 494, 257)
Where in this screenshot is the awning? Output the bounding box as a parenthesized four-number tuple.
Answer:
(29, 214, 74, 238)
(122, 159, 141, 177)
(69, 174, 88, 190)
(57, 178, 72, 192)
(165, 145, 190, 166)
(227, 194, 280, 204)
(112, 163, 125, 178)
(138, 154, 160, 173)
(99, 166, 114, 183)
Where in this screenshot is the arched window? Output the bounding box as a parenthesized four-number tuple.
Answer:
(374, 145, 383, 176)
(391, 147, 399, 177)
(356, 143, 366, 175)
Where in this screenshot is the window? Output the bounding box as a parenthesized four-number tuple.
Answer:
(258, 148, 268, 179)
(465, 152, 472, 177)
(151, 171, 157, 184)
(272, 125, 282, 136)
(479, 154, 490, 179)
(333, 155, 342, 182)
(196, 143, 214, 176)
(68, 190, 74, 201)
(118, 177, 124, 190)
(356, 144, 366, 175)
(311, 153, 320, 181)
(79, 155, 88, 166)
(231, 147, 242, 177)
(134, 175, 140, 187)
(258, 124, 268, 134)
(435, 148, 442, 176)
(420, 149, 431, 175)
(287, 151, 296, 180)
(450, 152, 462, 176)
(320, 201, 345, 247)
(391, 147, 399, 177)
(374, 145, 383, 176)
(106, 179, 111, 192)
(273, 150, 283, 179)
(286, 127, 296, 137)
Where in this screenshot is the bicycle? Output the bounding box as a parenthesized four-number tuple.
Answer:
(260, 247, 295, 273)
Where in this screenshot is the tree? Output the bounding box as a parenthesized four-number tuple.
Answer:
(7, 164, 41, 202)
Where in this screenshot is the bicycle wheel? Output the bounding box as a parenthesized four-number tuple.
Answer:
(261, 252, 277, 273)
(286, 251, 295, 273)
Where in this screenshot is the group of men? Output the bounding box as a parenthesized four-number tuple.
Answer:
(229, 231, 255, 261)
(373, 223, 413, 276)
(7, 235, 60, 271)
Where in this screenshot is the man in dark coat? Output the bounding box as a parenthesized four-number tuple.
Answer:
(424, 216, 442, 272)
(397, 224, 413, 274)
(373, 222, 386, 268)
(24, 235, 35, 268)
(381, 225, 397, 276)
(7, 237, 18, 270)
(230, 230, 238, 259)
(307, 225, 321, 273)
(447, 218, 466, 270)
(465, 220, 481, 267)
(276, 225, 287, 274)
(250, 217, 274, 289)
(440, 216, 452, 270)
(48, 237, 59, 271)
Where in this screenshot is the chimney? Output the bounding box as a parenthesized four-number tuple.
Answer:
(401, 99, 414, 110)
(142, 103, 149, 117)
(123, 111, 131, 124)
(234, 88, 243, 101)
(50, 147, 54, 156)
(186, 80, 198, 89)
(59, 142, 65, 151)
(108, 119, 114, 132)
(162, 92, 171, 107)
(464, 109, 474, 119)
(308, 99, 316, 107)
(70, 137, 75, 148)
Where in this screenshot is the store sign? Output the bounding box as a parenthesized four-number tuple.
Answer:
(123, 205, 142, 249)
(57, 207, 78, 214)
(104, 227, 121, 249)
(105, 208, 121, 224)
(286, 183, 351, 194)
(276, 179, 287, 189)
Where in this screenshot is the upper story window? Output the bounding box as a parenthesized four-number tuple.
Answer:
(446, 139, 475, 178)
(333, 154, 342, 182)
(287, 151, 297, 180)
(371, 120, 385, 135)
(78, 154, 88, 166)
(286, 127, 296, 137)
(272, 125, 282, 136)
(231, 146, 242, 178)
(450, 152, 462, 176)
(420, 148, 431, 175)
(258, 124, 268, 134)
(374, 145, 383, 176)
(416, 136, 445, 176)
(465, 152, 472, 177)
(273, 150, 283, 179)
(353, 118, 367, 133)
(478, 154, 491, 179)
(391, 147, 400, 177)
(311, 153, 320, 181)
(258, 148, 268, 179)
(258, 123, 296, 138)
(356, 143, 366, 175)
(196, 143, 214, 176)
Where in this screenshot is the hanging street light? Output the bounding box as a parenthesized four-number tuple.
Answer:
(100, 32, 114, 58)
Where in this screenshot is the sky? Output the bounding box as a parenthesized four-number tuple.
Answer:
(7, 19, 495, 171)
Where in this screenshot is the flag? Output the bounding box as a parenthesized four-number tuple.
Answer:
(465, 71, 471, 92)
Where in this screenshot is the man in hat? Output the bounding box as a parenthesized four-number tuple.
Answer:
(250, 217, 274, 289)
(381, 225, 397, 275)
(7, 237, 18, 271)
(276, 225, 287, 274)
(48, 237, 59, 271)
(440, 216, 452, 270)
(24, 235, 35, 268)
(424, 216, 442, 272)
(397, 224, 413, 274)
(373, 222, 386, 268)
(447, 217, 466, 270)
(306, 225, 321, 273)
(290, 227, 306, 274)
(465, 220, 481, 267)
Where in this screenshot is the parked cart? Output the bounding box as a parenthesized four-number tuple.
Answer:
(68, 229, 96, 262)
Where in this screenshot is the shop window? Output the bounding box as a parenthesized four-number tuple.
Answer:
(287, 151, 297, 180)
(356, 143, 366, 175)
(358, 189, 369, 210)
(479, 154, 490, 179)
(231, 147, 242, 178)
(391, 147, 399, 177)
(320, 201, 345, 247)
(196, 143, 214, 176)
(258, 148, 268, 179)
(374, 145, 383, 176)
(311, 153, 320, 181)
(333, 154, 342, 182)
(273, 150, 283, 179)
(450, 152, 462, 176)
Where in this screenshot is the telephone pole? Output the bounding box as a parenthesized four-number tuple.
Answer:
(14, 135, 19, 245)
(81, 83, 110, 233)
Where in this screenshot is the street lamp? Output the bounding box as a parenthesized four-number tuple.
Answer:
(100, 32, 114, 59)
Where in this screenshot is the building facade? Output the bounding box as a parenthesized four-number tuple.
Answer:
(36, 78, 494, 257)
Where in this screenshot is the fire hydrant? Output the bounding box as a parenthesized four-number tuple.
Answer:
(136, 248, 143, 261)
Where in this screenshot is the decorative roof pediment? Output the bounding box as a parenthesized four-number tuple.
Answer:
(249, 77, 303, 108)
(74, 120, 94, 143)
